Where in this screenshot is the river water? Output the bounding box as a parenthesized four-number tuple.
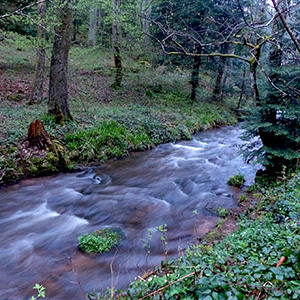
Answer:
(0, 125, 260, 299)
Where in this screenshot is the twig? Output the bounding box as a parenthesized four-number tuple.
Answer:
(67, 254, 88, 300)
(249, 46, 288, 97)
(139, 271, 197, 300)
(0, 0, 47, 19)
(110, 249, 118, 300)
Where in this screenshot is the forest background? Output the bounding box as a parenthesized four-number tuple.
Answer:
(1, 0, 300, 183)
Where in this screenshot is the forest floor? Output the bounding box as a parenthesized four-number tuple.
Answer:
(0, 31, 240, 185)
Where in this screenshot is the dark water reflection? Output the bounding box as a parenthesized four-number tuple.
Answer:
(0, 125, 260, 299)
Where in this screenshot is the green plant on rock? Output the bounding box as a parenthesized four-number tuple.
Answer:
(227, 173, 245, 187)
(247, 184, 258, 193)
(78, 228, 123, 253)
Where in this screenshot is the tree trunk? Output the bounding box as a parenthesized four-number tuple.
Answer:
(88, 6, 98, 46)
(141, 0, 152, 49)
(250, 65, 260, 104)
(190, 45, 202, 102)
(28, 1, 46, 105)
(271, 0, 300, 54)
(249, 39, 263, 104)
(237, 67, 246, 110)
(48, 1, 73, 124)
(112, 0, 122, 88)
(72, 18, 80, 42)
(97, 6, 103, 44)
(212, 44, 229, 101)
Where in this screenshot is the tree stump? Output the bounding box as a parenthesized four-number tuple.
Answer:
(27, 119, 52, 150)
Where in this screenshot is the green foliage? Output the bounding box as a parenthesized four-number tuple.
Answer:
(156, 224, 168, 259)
(65, 121, 132, 162)
(141, 229, 154, 256)
(227, 173, 245, 187)
(243, 65, 300, 173)
(239, 194, 247, 203)
(30, 283, 45, 300)
(78, 228, 123, 253)
(247, 184, 259, 193)
(217, 207, 229, 218)
(100, 173, 300, 300)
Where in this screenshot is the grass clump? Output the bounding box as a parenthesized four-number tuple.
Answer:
(217, 206, 229, 217)
(78, 228, 123, 253)
(227, 173, 245, 187)
(239, 194, 247, 203)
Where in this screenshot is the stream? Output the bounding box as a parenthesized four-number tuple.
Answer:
(0, 125, 260, 299)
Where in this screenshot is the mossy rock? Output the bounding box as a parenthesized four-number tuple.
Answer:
(227, 173, 245, 187)
(78, 227, 124, 253)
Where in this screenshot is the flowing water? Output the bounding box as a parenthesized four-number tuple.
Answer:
(0, 125, 260, 299)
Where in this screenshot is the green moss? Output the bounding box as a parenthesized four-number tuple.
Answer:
(46, 151, 59, 164)
(7, 93, 24, 102)
(78, 228, 124, 253)
(239, 194, 247, 203)
(227, 173, 245, 187)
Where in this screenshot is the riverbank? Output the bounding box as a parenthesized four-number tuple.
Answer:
(0, 32, 240, 185)
(0, 93, 237, 185)
(93, 174, 300, 300)
(0, 124, 259, 300)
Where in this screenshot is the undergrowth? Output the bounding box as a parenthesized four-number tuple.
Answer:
(93, 174, 300, 299)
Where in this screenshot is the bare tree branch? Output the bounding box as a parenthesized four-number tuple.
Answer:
(0, 0, 47, 19)
(271, 0, 300, 54)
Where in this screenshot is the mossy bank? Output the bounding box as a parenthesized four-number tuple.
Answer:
(0, 96, 237, 185)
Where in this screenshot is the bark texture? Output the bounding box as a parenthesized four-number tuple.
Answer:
(237, 68, 246, 110)
(141, 0, 152, 48)
(112, 0, 123, 87)
(27, 119, 52, 150)
(190, 45, 202, 102)
(212, 44, 229, 101)
(88, 6, 98, 46)
(249, 40, 262, 104)
(28, 1, 46, 105)
(48, 2, 73, 123)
